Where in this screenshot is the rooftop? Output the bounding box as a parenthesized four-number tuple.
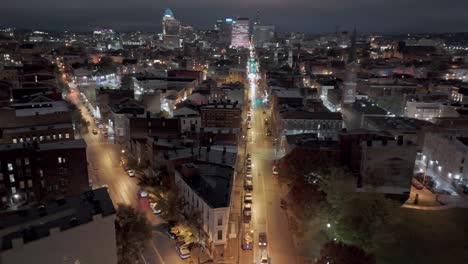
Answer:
(280, 110, 342, 120)
(274, 89, 303, 99)
(351, 100, 389, 115)
(0, 187, 115, 251)
(0, 139, 86, 152)
(177, 163, 233, 208)
(364, 116, 436, 131)
(164, 146, 237, 168)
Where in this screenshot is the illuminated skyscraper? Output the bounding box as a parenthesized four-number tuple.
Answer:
(162, 8, 181, 49)
(231, 18, 250, 48)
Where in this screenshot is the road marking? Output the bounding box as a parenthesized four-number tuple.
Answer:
(150, 240, 166, 264)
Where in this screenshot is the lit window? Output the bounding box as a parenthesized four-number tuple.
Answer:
(7, 163, 13, 171)
(53, 135, 57, 139)
(46, 135, 51, 140)
(27, 180, 33, 188)
(59, 134, 62, 139)
(58, 157, 62, 164)
(24, 158, 29, 166)
(11, 187, 16, 194)
(19, 181, 25, 189)
(9, 174, 15, 183)
(12, 138, 17, 144)
(40, 136, 44, 141)
(19, 138, 23, 143)
(39, 169, 44, 177)
(65, 133, 70, 139)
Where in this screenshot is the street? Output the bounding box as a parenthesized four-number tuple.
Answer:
(67, 88, 188, 264)
(238, 49, 298, 264)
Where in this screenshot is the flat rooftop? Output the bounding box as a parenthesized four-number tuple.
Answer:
(0, 187, 115, 251)
(177, 163, 233, 208)
(0, 139, 86, 152)
(351, 100, 389, 115)
(364, 116, 436, 131)
(281, 110, 342, 120)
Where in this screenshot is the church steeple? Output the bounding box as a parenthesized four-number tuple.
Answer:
(348, 27, 357, 63)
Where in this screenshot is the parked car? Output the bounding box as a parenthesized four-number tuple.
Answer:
(175, 244, 191, 259)
(243, 209, 252, 223)
(137, 189, 148, 198)
(103, 132, 108, 137)
(165, 224, 177, 240)
(92, 129, 98, 135)
(151, 202, 162, 214)
(127, 170, 135, 177)
(241, 231, 253, 250)
(260, 249, 270, 263)
(244, 178, 253, 191)
(272, 166, 279, 176)
(98, 124, 104, 129)
(244, 193, 252, 204)
(258, 232, 267, 247)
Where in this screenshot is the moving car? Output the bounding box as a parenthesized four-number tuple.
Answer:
(127, 170, 135, 177)
(258, 232, 267, 247)
(175, 244, 191, 259)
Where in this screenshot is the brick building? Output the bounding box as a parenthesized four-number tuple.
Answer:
(200, 102, 241, 129)
(0, 139, 89, 210)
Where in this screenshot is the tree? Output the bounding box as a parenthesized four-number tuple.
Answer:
(316, 241, 376, 264)
(96, 56, 117, 74)
(115, 205, 152, 264)
(121, 75, 133, 90)
(69, 104, 89, 134)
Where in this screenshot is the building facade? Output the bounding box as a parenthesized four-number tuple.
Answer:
(231, 18, 249, 48)
(0, 139, 89, 210)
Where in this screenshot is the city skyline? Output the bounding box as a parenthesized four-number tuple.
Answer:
(1, 2, 468, 33)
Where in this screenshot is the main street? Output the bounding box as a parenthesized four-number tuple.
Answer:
(239, 48, 298, 264)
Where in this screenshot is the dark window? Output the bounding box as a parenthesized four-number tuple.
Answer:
(217, 230, 223, 240)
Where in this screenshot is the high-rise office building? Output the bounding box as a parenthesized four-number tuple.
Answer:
(162, 8, 181, 49)
(342, 28, 358, 105)
(253, 25, 275, 48)
(218, 18, 233, 46)
(231, 18, 250, 48)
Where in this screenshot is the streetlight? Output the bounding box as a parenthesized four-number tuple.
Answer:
(326, 223, 331, 228)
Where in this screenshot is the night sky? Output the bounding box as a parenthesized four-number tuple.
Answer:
(1, 0, 468, 33)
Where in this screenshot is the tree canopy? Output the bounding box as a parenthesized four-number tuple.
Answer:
(115, 205, 152, 264)
(316, 241, 376, 264)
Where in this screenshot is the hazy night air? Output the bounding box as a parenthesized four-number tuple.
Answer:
(1, 0, 468, 32)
